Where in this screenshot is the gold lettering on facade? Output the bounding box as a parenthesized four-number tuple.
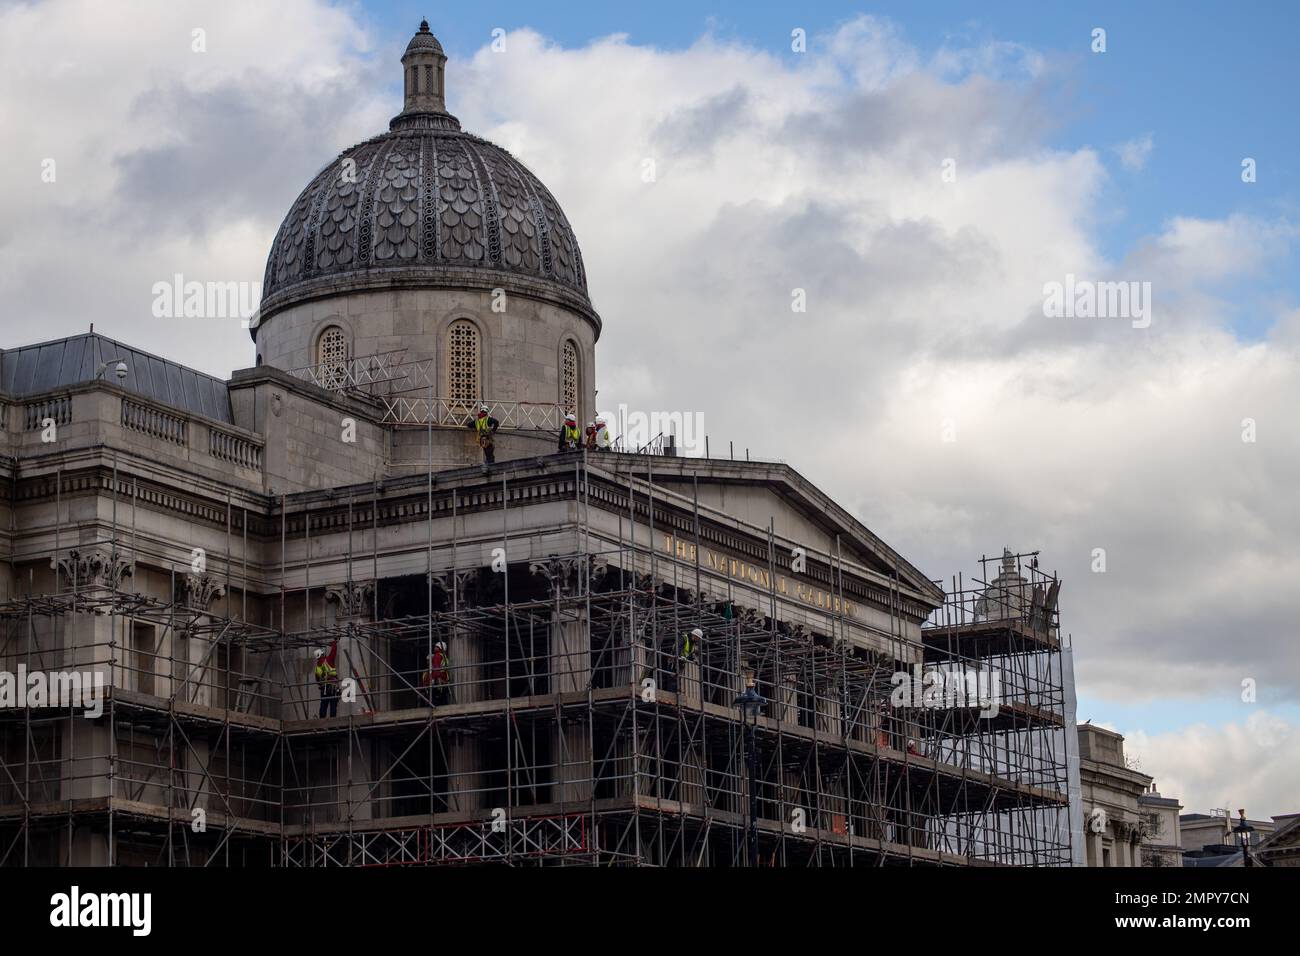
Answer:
(661, 535, 856, 619)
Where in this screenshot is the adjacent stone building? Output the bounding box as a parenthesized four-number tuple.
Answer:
(1077, 723, 1152, 866)
(1137, 782, 1183, 867)
(1254, 814, 1300, 867)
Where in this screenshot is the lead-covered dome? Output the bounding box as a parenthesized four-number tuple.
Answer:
(258, 21, 591, 327)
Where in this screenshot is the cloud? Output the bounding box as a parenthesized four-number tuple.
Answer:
(2, 4, 1297, 814)
(1114, 132, 1154, 171)
(1125, 712, 1300, 819)
(0, 0, 387, 370)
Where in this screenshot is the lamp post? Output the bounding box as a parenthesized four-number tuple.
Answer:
(734, 670, 764, 867)
(1233, 808, 1254, 867)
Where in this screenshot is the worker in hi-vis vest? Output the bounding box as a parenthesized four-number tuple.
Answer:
(421, 641, 451, 706)
(592, 415, 612, 451)
(314, 639, 340, 718)
(467, 403, 500, 464)
(680, 627, 702, 664)
(557, 412, 582, 451)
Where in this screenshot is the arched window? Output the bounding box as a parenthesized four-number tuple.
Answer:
(447, 320, 481, 410)
(561, 340, 579, 416)
(317, 325, 347, 388)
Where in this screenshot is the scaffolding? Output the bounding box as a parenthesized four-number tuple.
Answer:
(285, 350, 570, 430)
(0, 452, 1072, 867)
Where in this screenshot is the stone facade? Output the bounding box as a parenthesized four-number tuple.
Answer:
(254, 285, 598, 434)
(1077, 724, 1152, 867)
(1137, 782, 1183, 867)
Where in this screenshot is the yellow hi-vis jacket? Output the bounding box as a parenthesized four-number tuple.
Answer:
(315, 660, 337, 684)
(561, 424, 581, 447)
(475, 415, 493, 436)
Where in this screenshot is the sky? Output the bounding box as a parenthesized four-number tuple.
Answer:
(1, 0, 1298, 819)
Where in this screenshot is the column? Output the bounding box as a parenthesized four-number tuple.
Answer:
(551, 612, 590, 695)
(446, 731, 483, 815)
(678, 655, 701, 705)
(552, 721, 592, 804)
(453, 623, 488, 703)
(816, 686, 843, 738)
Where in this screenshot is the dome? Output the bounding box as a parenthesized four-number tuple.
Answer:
(257, 22, 592, 330)
(405, 19, 444, 55)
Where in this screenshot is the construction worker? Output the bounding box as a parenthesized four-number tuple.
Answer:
(557, 412, 581, 451)
(592, 415, 611, 451)
(680, 627, 702, 664)
(314, 640, 340, 718)
(875, 699, 891, 749)
(584, 421, 597, 450)
(467, 403, 500, 464)
(421, 640, 451, 706)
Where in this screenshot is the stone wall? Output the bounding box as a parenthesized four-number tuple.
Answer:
(253, 285, 598, 425)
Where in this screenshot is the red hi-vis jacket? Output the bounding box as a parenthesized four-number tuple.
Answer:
(423, 647, 450, 686)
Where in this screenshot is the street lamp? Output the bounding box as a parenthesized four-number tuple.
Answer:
(734, 669, 764, 867)
(1233, 808, 1254, 867)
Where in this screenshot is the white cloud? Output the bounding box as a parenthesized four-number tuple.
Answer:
(1114, 132, 1154, 171)
(1125, 712, 1300, 819)
(0, 0, 388, 372)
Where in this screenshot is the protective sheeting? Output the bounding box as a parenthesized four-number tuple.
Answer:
(0, 332, 232, 424)
(1062, 643, 1087, 866)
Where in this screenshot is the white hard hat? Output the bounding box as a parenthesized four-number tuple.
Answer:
(436, 641, 447, 651)
(565, 412, 576, 422)
(689, 627, 703, 639)
(479, 404, 489, 413)
(595, 416, 606, 426)
(313, 647, 326, 659)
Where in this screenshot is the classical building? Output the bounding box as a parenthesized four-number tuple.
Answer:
(1254, 814, 1300, 867)
(1137, 782, 1183, 867)
(1077, 724, 1152, 866)
(0, 23, 1074, 867)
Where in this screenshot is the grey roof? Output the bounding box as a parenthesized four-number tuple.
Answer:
(261, 127, 589, 315)
(259, 24, 589, 327)
(0, 332, 233, 424)
(405, 20, 444, 55)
